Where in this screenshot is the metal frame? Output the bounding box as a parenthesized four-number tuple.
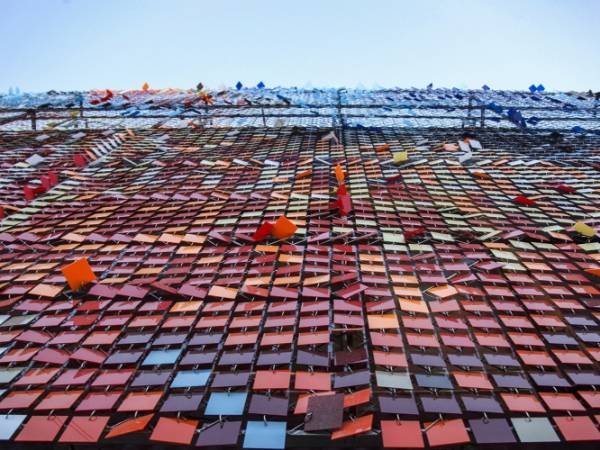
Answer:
(1, 97, 599, 130)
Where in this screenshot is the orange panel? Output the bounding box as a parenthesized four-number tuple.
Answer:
(61, 257, 97, 291)
(331, 414, 373, 440)
(381, 420, 424, 448)
(150, 417, 199, 445)
(425, 419, 470, 447)
(15, 415, 68, 442)
(59, 416, 109, 443)
(295, 371, 331, 391)
(105, 414, 153, 439)
(253, 370, 291, 390)
(271, 216, 297, 240)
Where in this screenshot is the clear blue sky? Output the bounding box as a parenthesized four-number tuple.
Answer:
(1, 0, 599, 93)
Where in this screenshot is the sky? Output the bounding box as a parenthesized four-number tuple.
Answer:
(1, 0, 599, 93)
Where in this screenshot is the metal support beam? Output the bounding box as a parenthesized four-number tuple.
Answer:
(29, 110, 36, 130)
(0, 98, 598, 131)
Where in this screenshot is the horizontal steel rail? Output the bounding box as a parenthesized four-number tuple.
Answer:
(0, 101, 598, 130)
(1, 104, 598, 112)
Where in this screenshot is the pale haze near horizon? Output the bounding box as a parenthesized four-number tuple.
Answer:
(1, 0, 598, 93)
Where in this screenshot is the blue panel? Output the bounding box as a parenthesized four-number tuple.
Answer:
(0, 415, 26, 440)
(142, 348, 182, 366)
(511, 417, 560, 443)
(170, 370, 211, 388)
(243, 421, 287, 449)
(0, 369, 22, 384)
(204, 392, 247, 416)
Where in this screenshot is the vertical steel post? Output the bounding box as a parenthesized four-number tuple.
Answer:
(30, 110, 37, 130)
(465, 96, 473, 128)
(480, 106, 485, 128)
